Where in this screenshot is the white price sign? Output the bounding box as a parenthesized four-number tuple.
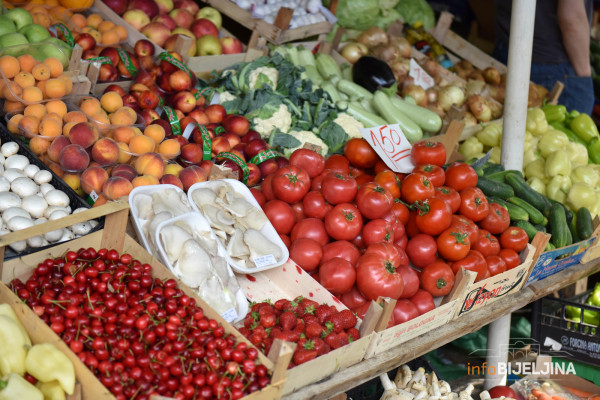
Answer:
(360, 124, 415, 173)
(409, 58, 434, 90)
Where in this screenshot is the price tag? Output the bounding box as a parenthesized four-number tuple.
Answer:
(220, 308, 238, 323)
(253, 254, 277, 268)
(409, 58, 434, 90)
(86, 190, 99, 206)
(360, 124, 415, 173)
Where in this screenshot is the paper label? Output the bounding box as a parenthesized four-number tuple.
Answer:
(360, 124, 415, 173)
(409, 58, 434, 90)
(86, 190, 99, 206)
(253, 254, 277, 268)
(221, 308, 238, 323)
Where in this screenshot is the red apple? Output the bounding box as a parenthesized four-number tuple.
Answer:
(98, 64, 118, 82)
(168, 70, 193, 91)
(220, 36, 243, 54)
(128, 0, 159, 20)
(135, 69, 156, 87)
(152, 13, 176, 30)
(138, 90, 159, 109)
(174, 0, 198, 15)
(123, 9, 151, 30)
(246, 163, 261, 186)
(102, 0, 128, 15)
(196, 7, 222, 30)
(191, 18, 219, 39)
(241, 129, 261, 143)
(103, 84, 126, 96)
(134, 39, 155, 57)
(75, 33, 96, 51)
(82, 49, 100, 59)
(222, 115, 249, 137)
(121, 94, 141, 113)
(169, 8, 194, 29)
(138, 55, 154, 70)
(99, 47, 120, 66)
(141, 22, 171, 47)
(140, 109, 160, 125)
(155, 0, 173, 14)
(244, 139, 269, 160)
(172, 91, 196, 113)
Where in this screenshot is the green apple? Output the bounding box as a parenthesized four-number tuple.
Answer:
(196, 7, 222, 30)
(18, 23, 50, 43)
(0, 16, 17, 37)
(0, 33, 28, 52)
(43, 37, 71, 64)
(4, 8, 33, 31)
(196, 34, 222, 56)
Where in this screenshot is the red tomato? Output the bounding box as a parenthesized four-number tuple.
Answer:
(382, 207, 407, 243)
(263, 200, 296, 235)
(362, 219, 395, 246)
(414, 164, 445, 187)
(444, 162, 478, 191)
(374, 159, 390, 174)
(322, 241, 361, 266)
(340, 286, 367, 310)
(405, 211, 420, 237)
(472, 229, 501, 257)
(451, 250, 488, 282)
(435, 186, 461, 213)
(414, 197, 452, 236)
(397, 265, 420, 298)
(420, 261, 455, 296)
(374, 170, 402, 199)
(290, 202, 305, 222)
(451, 215, 480, 244)
(355, 174, 375, 186)
(364, 242, 408, 267)
(479, 203, 510, 234)
(352, 233, 366, 250)
(311, 170, 329, 191)
(349, 165, 366, 178)
(344, 138, 378, 168)
(321, 172, 358, 205)
(272, 166, 311, 204)
(279, 233, 291, 248)
(401, 173, 435, 205)
(261, 173, 275, 201)
(395, 235, 408, 250)
(356, 253, 404, 300)
(459, 187, 490, 222)
(324, 204, 363, 241)
(355, 182, 394, 220)
(409, 289, 435, 315)
(499, 227, 529, 252)
(291, 218, 329, 246)
(489, 386, 518, 400)
(392, 299, 420, 325)
(289, 148, 325, 178)
(406, 234, 437, 268)
(319, 257, 356, 295)
(303, 191, 331, 220)
(324, 154, 350, 174)
(289, 238, 323, 271)
(249, 187, 266, 207)
(499, 248, 521, 269)
(436, 227, 470, 261)
(411, 140, 446, 167)
(485, 255, 507, 276)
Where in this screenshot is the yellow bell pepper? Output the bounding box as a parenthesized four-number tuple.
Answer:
(25, 344, 75, 395)
(590, 194, 600, 218)
(37, 381, 66, 400)
(565, 142, 589, 168)
(527, 108, 549, 136)
(523, 148, 541, 167)
(0, 373, 43, 400)
(539, 129, 570, 157)
(525, 159, 547, 182)
(546, 175, 572, 203)
(567, 182, 597, 211)
(545, 151, 572, 177)
(476, 123, 502, 147)
(0, 304, 30, 347)
(527, 177, 547, 196)
(571, 165, 599, 187)
(490, 146, 501, 164)
(0, 315, 27, 376)
(458, 137, 484, 160)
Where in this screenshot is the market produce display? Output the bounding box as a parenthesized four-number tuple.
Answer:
(565, 282, 600, 327)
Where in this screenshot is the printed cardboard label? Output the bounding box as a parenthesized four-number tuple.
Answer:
(526, 238, 595, 285)
(360, 124, 415, 173)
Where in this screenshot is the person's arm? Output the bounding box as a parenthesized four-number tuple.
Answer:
(557, 0, 591, 76)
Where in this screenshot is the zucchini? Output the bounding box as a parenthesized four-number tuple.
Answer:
(549, 203, 568, 248)
(488, 197, 529, 221)
(512, 220, 538, 241)
(337, 79, 373, 100)
(482, 164, 504, 176)
(297, 47, 316, 67)
(284, 45, 300, 66)
(576, 207, 594, 239)
(507, 197, 545, 225)
(321, 81, 343, 103)
(359, 97, 377, 115)
(345, 102, 388, 128)
(505, 171, 551, 216)
(341, 64, 353, 81)
(477, 176, 514, 200)
(315, 53, 341, 79)
(388, 95, 442, 132)
(372, 91, 423, 142)
(302, 65, 323, 86)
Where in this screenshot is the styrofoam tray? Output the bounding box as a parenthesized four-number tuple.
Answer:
(154, 212, 248, 323)
(187, 179, 289, 273)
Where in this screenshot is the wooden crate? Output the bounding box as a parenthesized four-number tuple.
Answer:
(0, 201, 291, 400)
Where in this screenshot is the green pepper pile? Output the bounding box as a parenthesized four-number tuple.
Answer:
(565, 283, 600, 329)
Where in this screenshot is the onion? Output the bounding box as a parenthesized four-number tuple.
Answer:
(482, 67, 501, 86)
(390, 59, 410, 79)
(467, 94, 492, 122)
(422, 59, 443, 79)
(438, 85, 465, 111)
(426, 102, 445, 117)
(402, 84, 427, 107)
(455, 59, 473, 72)
(389, 36, 411, 58)
(468, 70, 485, 81)
(489, 84, 506, 102)
(357, 27, 388, 49)
(489, 100, 503, 119)
(461, 112, 478, 127)
(426, 88, 438, 104)
(466, 79, 486, 96)
(373, 44, 399, 64)
(340, 42, 366, 64)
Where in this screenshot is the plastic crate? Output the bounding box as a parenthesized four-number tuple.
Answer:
(531, 291, 600, 367)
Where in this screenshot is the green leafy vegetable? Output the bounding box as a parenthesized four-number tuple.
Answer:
(396, 0, 435, 30)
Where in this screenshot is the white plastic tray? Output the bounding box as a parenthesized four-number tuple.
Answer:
(154, 212, 248, 323)
(187, 179, 289, 273)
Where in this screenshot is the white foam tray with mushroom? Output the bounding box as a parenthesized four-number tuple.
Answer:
(187, 179, 289, 274)
(154, 212, 248, 323)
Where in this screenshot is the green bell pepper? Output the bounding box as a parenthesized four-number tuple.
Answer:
(587, 137, 600, 164)
(458, 137, 484, 160)
(476, 123, 502, 147)
(527, 177, 547, 196)
(0, 373, 43, 400)
(550, 121, 587, 145)
(543, 104, 567, 123)
(525, 158, 547, 182)
(569, 113, 599, 144)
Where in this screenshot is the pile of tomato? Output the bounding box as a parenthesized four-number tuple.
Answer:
(250, 138, 529, 327)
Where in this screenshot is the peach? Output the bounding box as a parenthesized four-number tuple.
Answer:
(47, 136, 70, 162)
(164, 163, 183, 176)
(92, 193, 108, 207)
(143, 124, 165, 144)
(159, 174, 183, 189)
(114, 126, 137, 144)
(91, 137, 120, 166)
(179, 165, 207, 191)
(111, 164, 137, 181)
(180, 143, 203, 164)
(117, 142, 132, 164)
(69, 122, 99, 148)
(59, 144, 90, 172)
(29, 136, 51, 155)
(132, 175, 160, 187)
(134, 152, 165, 179)
(102, 176, 133, 200)
(81, 166, 109, 194)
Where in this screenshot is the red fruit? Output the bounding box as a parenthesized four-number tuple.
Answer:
(338, 309, 357, 329)
(347, 327, 361, 341)
(293, 343, 317, 365)
(315, 305, 335, 324)
(324, 313, 344, 333)
(279, 311, 297, 331)
(304, 322, 324, 338)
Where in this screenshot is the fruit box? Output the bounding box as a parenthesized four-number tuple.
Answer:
(0, 201, 291, 400)
(237, 260, 378, 396)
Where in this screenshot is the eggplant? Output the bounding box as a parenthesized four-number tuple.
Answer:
(352, 56, 396, 93)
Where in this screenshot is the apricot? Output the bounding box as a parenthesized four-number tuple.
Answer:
(81, 166, 109, 194)
(79, 96, 102, 117)
(102, 176, 133, 200)
(143, 124, 165, 144)
(64, 110, 87, 124)
(3, 101, 25, 113)
(17, 55, 37, 73)
(101, 30, 120, 46)
(42, 112, 63, 125)
(24, 103, 46, 119)
(87, 13, 103, 28)
(62, 173, 83, 196)
(45, 100, 67, 118)
(29, 136, 51, 155)
(164, 163, 183, 176)
(91, 137, 119, 166)
(62, 121, 78, 136)
(32, 63, 50, 81)
(22, 86, 43, 102)
(97, 20, 115, 32)
(114, 126, 136, 144)
(7, 114, 23, 134)
(18, 115, 40, 136)
(43, 58, 63, 78)
(116, 142, 132, 164)
(3, 81, 23, 101)
(109, 107, 136, 125)
(158, 139, 181, 159)
(14, 72, 35, 89)
(129, 134, 155, 155)
(100, 91, 123, 113)
(114, 26, 127, 41)
(0, 56, 20, 79)
(70, 13, 87, 29)
(58, 75, 72, 94)
(39, 118, 62, 138)
(44, 78, 67, 99)
(134, 152, 165, 179)
(132, 175, 159, 188)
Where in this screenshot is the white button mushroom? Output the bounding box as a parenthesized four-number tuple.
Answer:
(22, 195, 48, 219)
(8, 241, 26, 252)
(44, 206, 69, 219)
(26, 235, 44, 248)
(58, 229, 74, 243)
(33, 170, 52, 185)
(4, 155, 30, 171)
(39, 183, 55, 196)
(45, 190, 70, 208)
(2, 207, 31, 223)
(23, 164, 40, 179)
(3, 168, 26, 182)
(70, 221, 92, 236)
(7, 216, 34, 231)
(0, 176, 10, 192)
(49, 209, 69, 221)
(0, 192, 21, 212)
(44, 228, 64, 243)
(1, 142, 19, 158)
(11, 177, 38, 198)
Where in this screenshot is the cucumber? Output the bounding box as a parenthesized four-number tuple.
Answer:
(482, 164, 504, 176)
(345, 102, 388, 128)
(570, 214, 581, 244)
(315, 53, 341, 79)
(488, 197, 529, 221)
(533, 224, 547, 233)
(565, 223, 573, 246)
(549, 199, 573, 224)
(477, 176, 514, 200)
(576, 207, 594, 239)
(505, 171, 552, 216)
(373, 91, 423, 142)
(512, 220, 538, 241)
(388, 95, 442, 132)
(549, 203, 568, 248)
(337, 79, 373, 100)
(507, 197, 545, 225)
(546, 242, 556, 251)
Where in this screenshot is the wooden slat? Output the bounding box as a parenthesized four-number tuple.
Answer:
(268, 339, 296, 383)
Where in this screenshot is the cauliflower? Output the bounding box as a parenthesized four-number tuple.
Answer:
(284, 131, 329, 157)
(253, 104, 292, 138)
(249, 67, 278, 90)
(334, 113, 364, 139)
(217, 91, 237, 104)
